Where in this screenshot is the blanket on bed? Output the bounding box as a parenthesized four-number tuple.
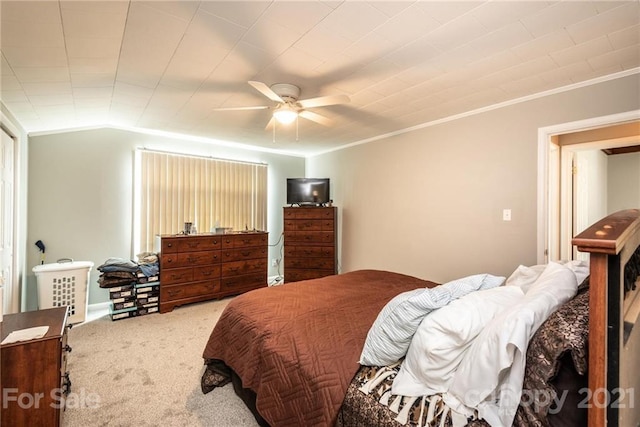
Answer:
(201, 269, 438, 426)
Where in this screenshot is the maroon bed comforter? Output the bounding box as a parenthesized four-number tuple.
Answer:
(202, 269, 437, 426)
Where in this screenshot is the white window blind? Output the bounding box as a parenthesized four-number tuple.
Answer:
(136, 150, 267, 252)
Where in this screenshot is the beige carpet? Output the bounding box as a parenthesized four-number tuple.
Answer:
(63, 298, 260, 427)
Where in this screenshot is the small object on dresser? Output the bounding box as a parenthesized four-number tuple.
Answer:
(1, 326, 50, 345)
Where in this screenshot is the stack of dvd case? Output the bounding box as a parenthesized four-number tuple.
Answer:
(100, 255, 160, 321)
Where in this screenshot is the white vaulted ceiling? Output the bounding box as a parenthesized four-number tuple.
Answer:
(1, 1, 639, 155)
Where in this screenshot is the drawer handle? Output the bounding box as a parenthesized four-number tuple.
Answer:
(202, 271, 212, 276)
(171, 274, 186, 280)
(230, 267, 240, 272)
(167, 259, 173, 264)
(241, 251, 250, 257)
(63, 344, 72, 353)
(187, 257, 198, 263)
(63, 372, 72, 395)
(167, 289, 182, 297)
(189, 242, 200, 248)
(167, 243, 173, 248)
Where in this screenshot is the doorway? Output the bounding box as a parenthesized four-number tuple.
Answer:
(537, 111, 640, 264)
(1, 126, 16, 318)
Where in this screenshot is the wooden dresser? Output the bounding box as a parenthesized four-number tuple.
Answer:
(283, 206, 337, 282)
(158, 232, 268, 312)
(1, 307, 71, 427)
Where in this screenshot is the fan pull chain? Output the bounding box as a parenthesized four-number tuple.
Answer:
(296, 116, 299, 142)
(273, 120, 276, 143)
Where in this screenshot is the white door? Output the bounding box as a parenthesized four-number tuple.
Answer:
(1, 127, 16, 319)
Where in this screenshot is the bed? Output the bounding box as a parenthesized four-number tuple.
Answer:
(201, 209, 640, 427)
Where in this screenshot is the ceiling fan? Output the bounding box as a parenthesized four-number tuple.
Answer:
(214, 81, 350, 131)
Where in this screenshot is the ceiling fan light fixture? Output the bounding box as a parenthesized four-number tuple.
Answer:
(273, 105, 298, 125)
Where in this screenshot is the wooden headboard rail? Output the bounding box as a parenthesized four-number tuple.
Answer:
(573, 208, 640, 427)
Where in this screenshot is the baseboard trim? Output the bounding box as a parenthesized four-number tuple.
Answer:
(86, 301, 111, 322)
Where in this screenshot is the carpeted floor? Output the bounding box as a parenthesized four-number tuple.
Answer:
(62, 298, 260, 427)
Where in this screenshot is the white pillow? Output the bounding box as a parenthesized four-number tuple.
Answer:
(563, 259, 590, 286)
(505, 264, 546, 293)
(392, 285, 524, 397)
(444, 262, 579, 427)
(359, 273, 505, 366)
(506, 260, 589, 294)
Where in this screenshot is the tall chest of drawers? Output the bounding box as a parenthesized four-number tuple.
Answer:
(283, 206, 337, 282)
(1, 307, 71, 427)
(158, 232, 268, 313)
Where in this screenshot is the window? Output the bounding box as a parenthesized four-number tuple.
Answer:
(134, 150, 267, 253)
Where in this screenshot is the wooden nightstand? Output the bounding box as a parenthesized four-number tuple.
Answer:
(1, 306, 71, 426)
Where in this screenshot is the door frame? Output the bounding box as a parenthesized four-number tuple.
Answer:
(0, 112, 22, 315)
(537, 109, 640, 264)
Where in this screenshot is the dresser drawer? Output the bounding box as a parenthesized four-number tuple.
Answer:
(176, 251, 220, 267)
(284, 219, 334, 231)
(285, 246, 335, 258)
(222, 233, 268, 248)
(221, 246, 267, 262)
(162, 267, 193, 285)
(222, 259, 268, 277)
(161, 280, 220, 300)
(291, 208, 335, 220)
(175, 236, 221, 252)
(285, 269, 334, 282)
(284, 257, 335, 270)
(284, 231, 334, 244)
(161, 238, 179, 253)
(220, 273, 266, 293)
(193, 265, 221, 281)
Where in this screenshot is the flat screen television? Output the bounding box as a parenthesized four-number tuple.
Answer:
(286, 178, 330, 206)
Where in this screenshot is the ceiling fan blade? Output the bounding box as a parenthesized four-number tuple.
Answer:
(265, 116, 275, 130)
(298, 94, 350, 109)
(248, 81, 284, 103)
(213, 106, 269, 111)
(299, 110, 333, 127)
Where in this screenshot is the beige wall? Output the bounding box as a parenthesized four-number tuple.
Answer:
(306, 74, 640, 284)
(27, 128, 304, 307)
(608, 152, 640, 212)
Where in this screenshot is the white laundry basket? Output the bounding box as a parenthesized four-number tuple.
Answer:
(33, 259, 94, 324)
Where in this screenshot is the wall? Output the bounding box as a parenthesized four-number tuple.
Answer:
(306, 74, 640, 284)
(608, 152, 640, 212)
(27, 128, 304, 307)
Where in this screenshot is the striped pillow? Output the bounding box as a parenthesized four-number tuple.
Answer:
(359, 273, 505, 366)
